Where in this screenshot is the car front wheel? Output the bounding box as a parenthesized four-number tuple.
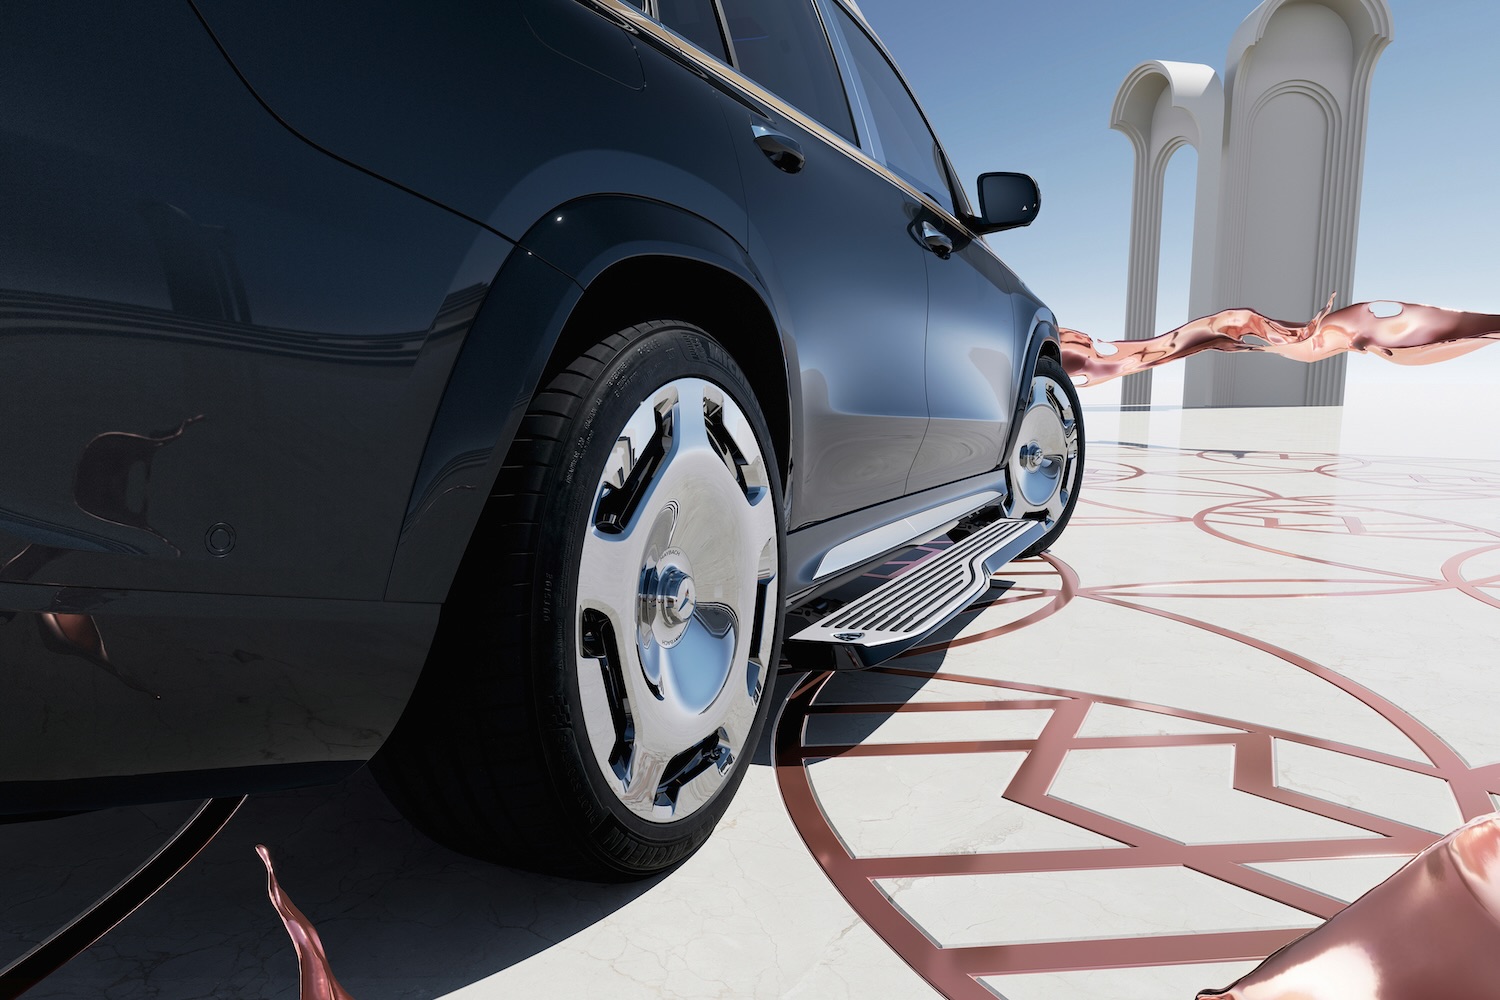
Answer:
(1006, 354, 1084, 558)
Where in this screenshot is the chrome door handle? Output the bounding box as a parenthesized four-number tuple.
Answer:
(751, 124, 806, 174)
(920, 221, 953, 259)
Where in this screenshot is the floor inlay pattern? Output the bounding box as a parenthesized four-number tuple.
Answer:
(776, 442, 1500, 1000)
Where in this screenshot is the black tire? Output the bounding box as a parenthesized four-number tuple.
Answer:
(1010, 354, 1085, 558)
(373, 321, 785, 881)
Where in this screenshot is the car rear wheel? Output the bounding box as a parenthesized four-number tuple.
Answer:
(1005, 354, 1084, 558)
(373, 321, 784, 880)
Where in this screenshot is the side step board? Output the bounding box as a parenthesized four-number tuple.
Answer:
(788, 517, 1047, 667)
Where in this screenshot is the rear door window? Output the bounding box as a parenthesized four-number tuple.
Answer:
(716, 0, 857, 143)
(829, 4, 954, 213)
(655, 0, 732, 63)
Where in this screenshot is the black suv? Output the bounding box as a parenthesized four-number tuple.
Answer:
(0, 0, 1082, 880)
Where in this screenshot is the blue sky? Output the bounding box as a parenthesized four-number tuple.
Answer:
(855, 0, 1499, 384)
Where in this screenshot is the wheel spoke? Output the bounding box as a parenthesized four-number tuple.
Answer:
(667, 380, 711, 458)
(672, 741, 733, 819)
(710, 387, 771, 495)
(1045, 481, 1067, 520)
(577, 527, 646, 628)
(576, 626, 629, 782)
(720, 667, 759, 753)
(602, 393, 667, 493)
(747, 540, 779, 671)
(743, 485, 777, 553)
(1001, 484, 1021, 519)
(594, 398, 673, 535)
(621, 746, 671, 811)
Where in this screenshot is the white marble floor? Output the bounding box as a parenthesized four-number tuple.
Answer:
(774, 383, 1500, 999)
(4, 379, 1499, 999)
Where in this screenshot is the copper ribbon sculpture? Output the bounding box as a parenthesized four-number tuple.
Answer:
(1061, 297, 1500, 387)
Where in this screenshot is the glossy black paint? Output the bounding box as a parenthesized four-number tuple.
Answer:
(1, 0, 1060, 812)
(192, 0, 744, 259)
(733, 101, 932, 526)
(910, 216, 1029, 493)
(0, 580, 435, 792)
(974, 171, 1043, 234)
(1, 1, 486, 799)
(1, 2, 508, 601)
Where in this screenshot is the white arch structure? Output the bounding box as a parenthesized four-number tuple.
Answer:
(1115, 0, 1393, 407)
(1111, 61, 1223, 407)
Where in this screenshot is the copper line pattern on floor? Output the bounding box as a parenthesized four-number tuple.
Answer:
(774, 445, 1500, 999)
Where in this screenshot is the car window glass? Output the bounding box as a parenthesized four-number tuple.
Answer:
(655, 0, 731, 63)
(717, 0, 856, 143)
(831, 5, 953, 213)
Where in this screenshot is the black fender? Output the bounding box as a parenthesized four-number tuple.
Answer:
(384, 195, 794, 604)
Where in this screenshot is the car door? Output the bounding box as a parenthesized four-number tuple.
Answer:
(708, 0, 932, 529)
(822, 2, 1027, 494)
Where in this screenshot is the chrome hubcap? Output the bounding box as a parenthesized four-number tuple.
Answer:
(1020, 441, 1050, 473)
(639, 550, 696, 646)
(1005, 374, 1079, 522)
(576, 378, 778, 823)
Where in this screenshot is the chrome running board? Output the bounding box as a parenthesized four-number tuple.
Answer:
(788, 517, 1046, 667)
(813, 489, 1002, 579)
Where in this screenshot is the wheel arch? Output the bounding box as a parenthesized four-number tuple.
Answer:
(1003, 306, 1065, 460)
(544, 255, 793, 491)
(384, 195, 794, 605)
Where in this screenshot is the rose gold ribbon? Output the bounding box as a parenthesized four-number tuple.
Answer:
(1062, 297, 1500, 387)
(257, 845, 356, 1000)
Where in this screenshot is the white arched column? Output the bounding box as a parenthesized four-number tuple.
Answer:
(1187, 0, 1393, 407)
(1112, 61, 1224, 408)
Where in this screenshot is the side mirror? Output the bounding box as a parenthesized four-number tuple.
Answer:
(972, 172, 1040, 234)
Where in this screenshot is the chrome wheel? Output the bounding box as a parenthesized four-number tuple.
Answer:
(1005, 365, 1082, 526)
(372, 322, 783, 879)
(575, 377, 779, 823)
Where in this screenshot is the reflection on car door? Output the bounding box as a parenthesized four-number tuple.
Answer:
(716, 0, 930, 530)
(823, 1, 1023, 494)
(909, 229, 1025, 492)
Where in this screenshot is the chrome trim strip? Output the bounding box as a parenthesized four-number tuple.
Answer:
(814, 490, 1001, 579)
(586, 0, 984, 241)
(815, 0, 882, 161)
(708, 0, 739, 67)
(818, 0, 969, 218)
